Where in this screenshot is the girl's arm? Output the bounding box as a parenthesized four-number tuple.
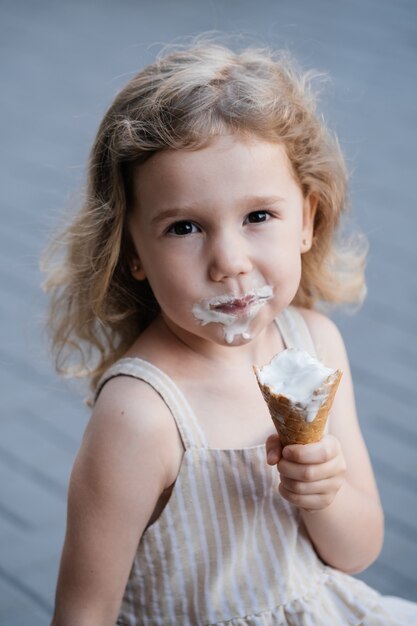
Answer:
(51, 376, 183, 626)
(266, 309, 384, 574)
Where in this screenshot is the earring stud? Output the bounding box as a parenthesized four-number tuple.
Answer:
(302, 238, 309, 246)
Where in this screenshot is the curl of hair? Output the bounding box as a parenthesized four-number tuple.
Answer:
(42, 40, 367, 392)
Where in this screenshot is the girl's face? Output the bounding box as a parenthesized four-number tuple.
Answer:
(129, 134, 316, 349)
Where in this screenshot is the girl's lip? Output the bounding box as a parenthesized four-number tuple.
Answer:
(192, 286, 273, 330)
(210, 295, 256, 314)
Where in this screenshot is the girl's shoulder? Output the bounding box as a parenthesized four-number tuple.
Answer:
(294, 306, 348, 367)
(295, 305, 340, 335)
(94, 373, 173, 431)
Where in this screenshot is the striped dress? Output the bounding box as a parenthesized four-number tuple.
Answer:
(96, 307, 417, 626)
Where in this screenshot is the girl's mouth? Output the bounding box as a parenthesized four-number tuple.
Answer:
(210, 295, 257, 315)
(192, 285, 274, 343)
(193, 285, 273, 321)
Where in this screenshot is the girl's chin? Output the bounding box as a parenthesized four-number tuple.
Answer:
(213, 321, 259, 347)
(209, 311, 278, 347)
(219, 334, 253, 347)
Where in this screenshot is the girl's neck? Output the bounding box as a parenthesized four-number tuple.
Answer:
(128, 314, 284, 380)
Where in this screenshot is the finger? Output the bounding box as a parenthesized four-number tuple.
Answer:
(278, 456, 343, 483)
(278, 483, 334, 511)
(265, 433, 282, 465)
(265, 433, 280, 447)
(282, 435, 339, 465)
(279, 476, 341, 496)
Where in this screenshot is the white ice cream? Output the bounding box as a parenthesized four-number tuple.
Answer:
(192, 285, 273, 344)
(257, 349, 334, 422)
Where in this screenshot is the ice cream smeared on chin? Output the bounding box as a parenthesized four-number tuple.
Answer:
(192, 285, 273, 344)
(254, 348, 342, 446)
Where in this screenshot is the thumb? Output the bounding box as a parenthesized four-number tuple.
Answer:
(265, 433, 282, 465)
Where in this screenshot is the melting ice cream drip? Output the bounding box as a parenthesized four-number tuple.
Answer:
(192, 285, 273, 344)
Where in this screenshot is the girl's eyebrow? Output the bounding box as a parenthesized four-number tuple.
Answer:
(242, 194, 286, 207)
(150, 207, 195, 225)
(150, 195, 286, 225)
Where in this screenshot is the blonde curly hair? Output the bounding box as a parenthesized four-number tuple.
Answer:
(42, 41, 366, 391)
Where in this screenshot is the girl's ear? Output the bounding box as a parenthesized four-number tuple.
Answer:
(301, 193, 318, 253)
(130, 255, 147, 281)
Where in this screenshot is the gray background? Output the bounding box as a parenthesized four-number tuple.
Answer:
(1, 0, 416, 623)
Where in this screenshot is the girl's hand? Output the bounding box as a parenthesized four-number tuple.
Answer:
(266, 433, 347, 511)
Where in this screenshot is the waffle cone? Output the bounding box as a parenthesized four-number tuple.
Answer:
(254, 367, 342, 447)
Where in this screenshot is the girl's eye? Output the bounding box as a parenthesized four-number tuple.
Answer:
(167, 221, 200, 236)
(245, 210, 270, 224)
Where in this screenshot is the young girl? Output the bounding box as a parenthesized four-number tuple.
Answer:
(45, 41, 417, 625)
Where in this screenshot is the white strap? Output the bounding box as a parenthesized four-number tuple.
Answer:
(275, 306, 317, 357)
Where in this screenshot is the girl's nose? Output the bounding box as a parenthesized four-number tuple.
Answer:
(208, 233, 253, 282)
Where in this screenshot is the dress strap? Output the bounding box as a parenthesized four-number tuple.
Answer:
(275, 306, 317, 357)
(95, 357, 208, 450)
